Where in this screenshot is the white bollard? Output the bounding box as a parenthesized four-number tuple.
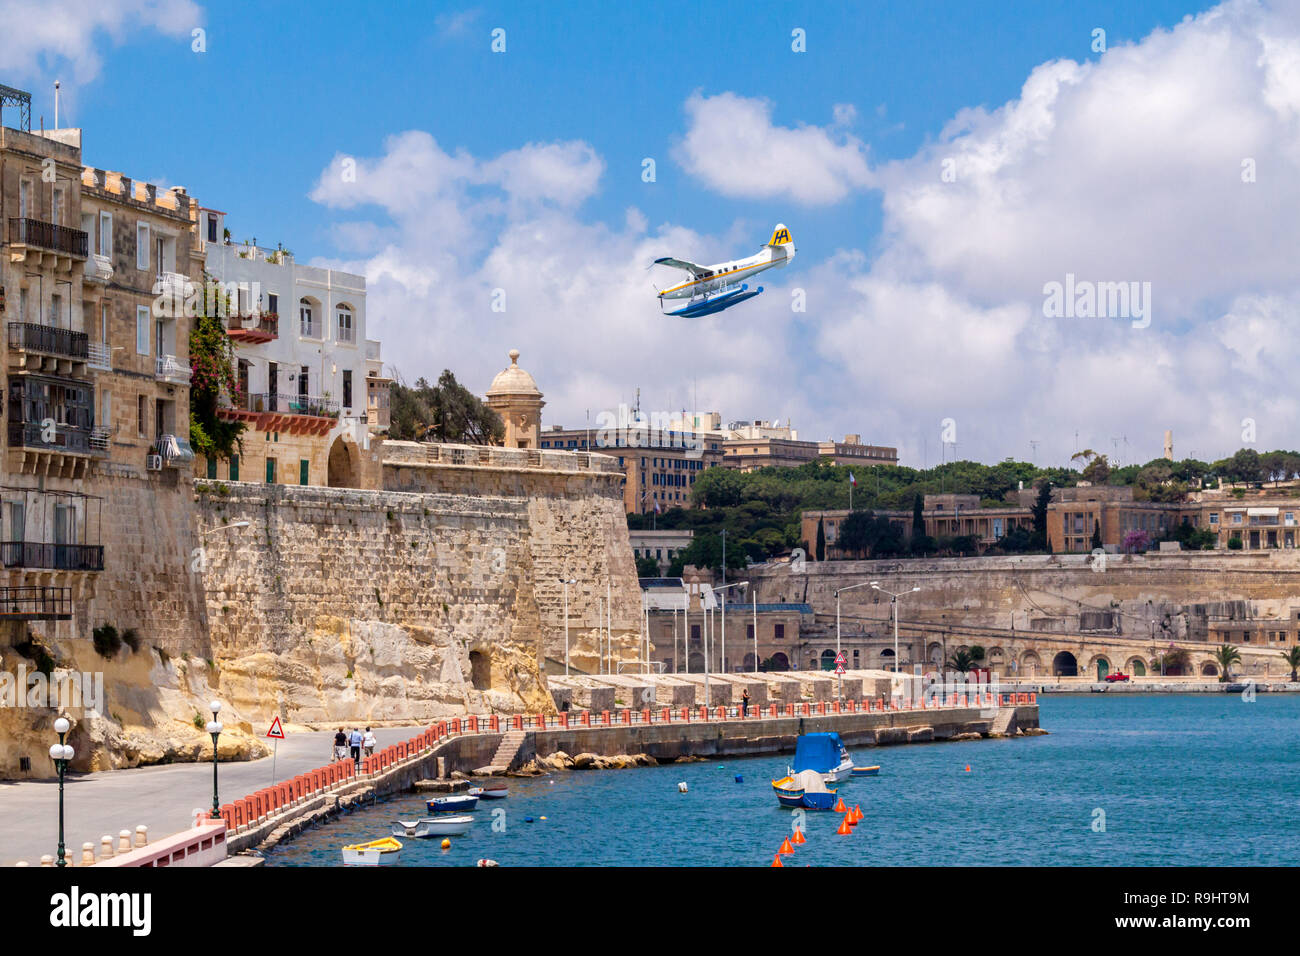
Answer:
(39, 855, 53, 867)
(118, 830, 132, 853)
(135, 825, 148, 847)
(60, 849, 74, 867)
(14, 861, 28, 867)
(100, 835, 115, 860)
(81, 843, 95, 866)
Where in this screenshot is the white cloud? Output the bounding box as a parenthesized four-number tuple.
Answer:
(0, 0, 200, 84)
(673, 91, 874, 205)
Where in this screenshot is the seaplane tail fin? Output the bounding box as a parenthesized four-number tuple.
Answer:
(766, 224, 794, 247)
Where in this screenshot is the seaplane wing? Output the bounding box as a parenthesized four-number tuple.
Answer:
(653, 256, 710, 277)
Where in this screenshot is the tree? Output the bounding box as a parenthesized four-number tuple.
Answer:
(1280, 647, 1300, 683)
(837, 510, 904, 558)
(1091, 519, 1103, 550)
(635, 555, 660, 578)
(1032, 481, 1053, 548)
(388, 370, 504, 444)
(815, 517, 826, 562)
(946, 649, 974, 673)
(188, 276, 246, 461)
(1122, 530, 1150, 554)
(1071, 449, 1111, 484)
(1213, 644, 1242, 683)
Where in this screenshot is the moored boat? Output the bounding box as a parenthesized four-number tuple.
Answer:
(772, 769, 839, 810)
(478, 783, 508, 799)
(426, 793, 479, 814)
(341, 837, 403, 866)
(788, 732, 855, 785)
(851, 765, 881, 777)
(390, 815, 475, 838)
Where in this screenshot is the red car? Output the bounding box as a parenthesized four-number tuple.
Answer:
(1104, 672, 1131, 683)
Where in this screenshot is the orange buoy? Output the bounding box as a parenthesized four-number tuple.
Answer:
(779, 837, 795, 855)
(771, 853, 784, 867)
(849, 805, 862, 825)
(964, 764, 971, 773)
(835, 815, 853, 835)
(791, 827, 806, 845)
(834, 797, 847, 813)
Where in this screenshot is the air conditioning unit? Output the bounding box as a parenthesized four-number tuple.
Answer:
(146, 454, 163, 471)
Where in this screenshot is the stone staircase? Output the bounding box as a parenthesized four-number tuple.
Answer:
(475, 730, 527, 776)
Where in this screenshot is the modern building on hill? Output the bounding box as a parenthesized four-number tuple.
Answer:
(630, 528, 693, 573)
(197, 215, 384, 487)
(539, 422, 724, 514)
(724, 426, 897, 472)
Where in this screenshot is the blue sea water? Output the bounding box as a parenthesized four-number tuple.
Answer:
(266, 695, 1300, 867)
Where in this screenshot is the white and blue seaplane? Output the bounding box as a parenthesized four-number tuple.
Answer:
(653, 223, 796, 318)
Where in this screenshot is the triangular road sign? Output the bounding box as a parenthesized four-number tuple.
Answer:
(265, 716, 285, 740)
(835, 652, 846, 665)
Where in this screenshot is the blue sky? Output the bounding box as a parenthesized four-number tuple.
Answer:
(9, 0, 1299, 468)
(37, 0, 1210, 264)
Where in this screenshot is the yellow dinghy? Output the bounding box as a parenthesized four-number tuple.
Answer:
(341, 837, 403, 866)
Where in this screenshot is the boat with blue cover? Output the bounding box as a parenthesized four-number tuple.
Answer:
(788, 732, 855, 785)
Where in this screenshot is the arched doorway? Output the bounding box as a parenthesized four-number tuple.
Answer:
(688, 652, 705, 672)
(1201, 662, 1219, 677)
(770, 652, 790, 671)
(1052, 651, 1078, 677)
(820, 649, 836, 671)
(1094, 657, 1110, 680)
(987, 647, 1005, 666)
(469, 650, 491, 690)
(928, 643, 943, 664)
(327, 435, 360, 487)
(1127, 658, 1146, 677)
(742, 652, 756, 671)
(879, 647, 895, 672)
(1020, 651, 1040, 677)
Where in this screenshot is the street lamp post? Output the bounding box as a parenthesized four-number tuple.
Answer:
(871, 582, 922, 678)
(206, 700, 223, 818)
(561, 578, 576, 676)
(49, 717, 74, 867)
(835, 581, 875, 703)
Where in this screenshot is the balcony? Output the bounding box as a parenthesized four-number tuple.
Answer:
(6, 217, 88, 259)
(90, 426, 111, 451)
(227, 311, 278, 344)
(0, 541, 104, 572)
(152, 271, 189, 305)
(0, 586, 73, 621)
(152, 433, 195, 467)
(87, 342, 112, 370)
(155, 354, 191, 385)
(7, 322, 89, 361)
(85, 253, 113, 284)
(218, 391, 339, 437)
(7, 420, 104, 456)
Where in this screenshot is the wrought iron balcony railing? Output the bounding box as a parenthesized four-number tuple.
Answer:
(155, 354, 191, 385)
(7, 322, 89, 360)
(7, 419, 104, 454)
(235, 392, 339, 418)
(6, 218, 88, 258)
(0, 541, 104, 572)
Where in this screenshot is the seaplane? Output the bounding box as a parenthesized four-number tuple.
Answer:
(653, 223, 796, 318)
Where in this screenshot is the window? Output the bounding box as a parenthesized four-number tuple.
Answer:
(746, 624, 754, 640)
(137, 394, 146, 436)
(343, 370, 353, 409)
(51, 293, 63, 329)
(774, 624, 786, 640)
(136, 306, 150, 355)
(52, 186, 64, 225)
(99, 212, 113, 257)
(207, 214, 217, 243)
(299, 299, 316, 337)
(101, 392, 110, 434)
(1209, 513, 1219, 526)
(19, 178, 30, 218)
(229, 454, 239, 481)
(267, 292, 278, 315)
(100, 303, 109, 344)
(137, 223, 150, 270)
(336, 304, 354, 343)
(207, 458, 217, 479)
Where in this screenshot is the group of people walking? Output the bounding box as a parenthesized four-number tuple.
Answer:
(334, 727, 377, 765)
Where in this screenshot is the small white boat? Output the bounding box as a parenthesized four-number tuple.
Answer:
(391, 815, 475, 838)
(341, 837, 403, 866)
(478, 784, 508, 800)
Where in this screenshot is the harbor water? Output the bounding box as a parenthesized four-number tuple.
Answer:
(266, 694, 1300, 866)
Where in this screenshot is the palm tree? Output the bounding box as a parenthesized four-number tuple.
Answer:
(946, 649, 974, 673)
(1213, 644, 1242, 683)
(1280, 647, 1300, 683)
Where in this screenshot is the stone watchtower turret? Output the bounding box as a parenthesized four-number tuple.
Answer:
(485, 349, 545, 449)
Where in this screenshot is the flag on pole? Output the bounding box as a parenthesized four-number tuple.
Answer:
(849, 472, 857, 486)
(653, 498, 661, 515)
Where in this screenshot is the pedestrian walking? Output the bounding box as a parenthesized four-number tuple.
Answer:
(741, 688, 750, 716)
(349, 727, 363, 765)
(363, 727, 376, 757)
(333, 728, 347, 761)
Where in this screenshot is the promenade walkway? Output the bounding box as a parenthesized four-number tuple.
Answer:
(0, 726, 418, 866)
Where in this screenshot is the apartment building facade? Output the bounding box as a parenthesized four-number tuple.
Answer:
(198, 218, 382, 488)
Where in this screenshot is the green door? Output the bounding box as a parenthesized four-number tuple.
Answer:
(1132, 659, 1146, 677)
(299, 459, 309, 485)
(229, 454, 239, 481)
(266, 458, 276, 484)
(1096, 658, 1109, 680)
